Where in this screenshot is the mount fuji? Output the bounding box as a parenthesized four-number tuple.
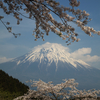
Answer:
(0, 42, 100, 90)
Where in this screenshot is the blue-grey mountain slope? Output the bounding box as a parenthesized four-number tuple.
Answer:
(0, 42, 100, 90)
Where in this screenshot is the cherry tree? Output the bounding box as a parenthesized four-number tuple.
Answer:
(0, 0, 100, 45)
(14, 79, 100, 100)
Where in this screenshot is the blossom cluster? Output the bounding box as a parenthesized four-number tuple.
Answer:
(14, 79, 100, 100)
(0, 0, 100, 44)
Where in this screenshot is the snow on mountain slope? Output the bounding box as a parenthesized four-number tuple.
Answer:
(15, 42, 90, 70)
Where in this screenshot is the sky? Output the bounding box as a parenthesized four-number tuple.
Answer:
(0, 0, 100, 69)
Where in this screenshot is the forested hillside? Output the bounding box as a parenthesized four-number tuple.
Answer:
(0, 69, 29, 100)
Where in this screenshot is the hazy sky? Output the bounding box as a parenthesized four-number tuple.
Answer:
(0, 0, 100, 69)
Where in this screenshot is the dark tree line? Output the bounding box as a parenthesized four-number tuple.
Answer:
(0, 69, 29, 94)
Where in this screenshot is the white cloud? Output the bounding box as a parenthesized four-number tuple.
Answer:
(70, 48, 100, 62)
(70, 48, 91, 58)
(84, 55, 100, 62)
(0, 57, 13, 63)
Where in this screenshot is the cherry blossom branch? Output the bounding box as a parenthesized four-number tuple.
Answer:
(14, 79, 100, 100)
(0, 0, 100, 45)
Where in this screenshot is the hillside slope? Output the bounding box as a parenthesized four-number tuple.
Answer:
(0, 69, 29, 100)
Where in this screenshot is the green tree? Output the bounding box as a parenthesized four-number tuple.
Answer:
(0, 70, 29, 100)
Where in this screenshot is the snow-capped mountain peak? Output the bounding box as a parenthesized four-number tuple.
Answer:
(16, 42, 90, 70)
